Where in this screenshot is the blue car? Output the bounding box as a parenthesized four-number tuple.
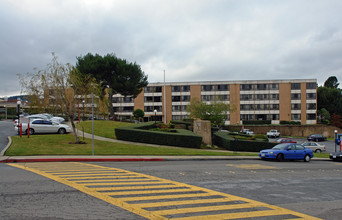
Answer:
(259, 143, 314, 162)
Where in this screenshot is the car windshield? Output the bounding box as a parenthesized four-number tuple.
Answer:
(272, 144, 288, 150)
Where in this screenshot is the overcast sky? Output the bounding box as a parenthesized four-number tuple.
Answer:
(1, 0, 342, 97)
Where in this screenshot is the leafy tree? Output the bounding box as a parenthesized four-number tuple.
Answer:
(18, 53, 96, 143)
(317, 86, 342, 118)
(133, 109, 145, 122)
(318, 108, 330, 121)
(324, 76, 339, 89)
(187, 97, 231, 127)
(76, 53, 148, 118)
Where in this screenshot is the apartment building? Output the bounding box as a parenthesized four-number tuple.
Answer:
(112, 79, 317, 125)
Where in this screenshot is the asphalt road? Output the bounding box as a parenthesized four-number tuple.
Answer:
(1, 160, 342, 219)
(0, 120, 16, 152)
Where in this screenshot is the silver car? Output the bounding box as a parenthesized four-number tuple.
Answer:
(15, 119, 71, 135)
(301, 142, 326, 153)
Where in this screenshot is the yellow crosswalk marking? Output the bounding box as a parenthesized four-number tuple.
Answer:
(8, 162, 320, 220)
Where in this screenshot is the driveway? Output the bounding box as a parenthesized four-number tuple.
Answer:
(0, 120, 16, 152)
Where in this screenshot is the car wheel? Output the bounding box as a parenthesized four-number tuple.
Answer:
(276, 154, 284, 162)
(304, 154, 311, 162)
(315, 149, 322, 153)
(58, 128, 66, 134)
(29, 128, 34, 135)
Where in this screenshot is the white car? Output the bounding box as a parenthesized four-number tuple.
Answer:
(13, 114, 48, 127)
(266, 129, 280, 138)
(241, 129, 254, 135)
(301, 142, 326, 153)
(41, 113, 65, 123)
(15, 119, 71, 135)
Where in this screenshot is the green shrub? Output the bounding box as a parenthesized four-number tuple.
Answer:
(115, 121, 202, 148)
(242, 120, 271, 125)
(213, 131, 277, 152)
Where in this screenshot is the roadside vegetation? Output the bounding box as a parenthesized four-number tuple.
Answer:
(6, 134, 259, 156)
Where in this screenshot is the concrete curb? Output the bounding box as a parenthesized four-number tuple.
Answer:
(0, 136, 11, 156)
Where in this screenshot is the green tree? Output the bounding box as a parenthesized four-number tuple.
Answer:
(317, 108, 330, 123)
(317, 86, 342, 119)
(76, 53, 148, 118)
(133, 109, 145, 122)
(324, 76, 339, 89)
(187, 97, 231, 127)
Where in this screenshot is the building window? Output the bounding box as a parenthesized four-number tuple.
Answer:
(255, 94, 268, 100)
(270, 84, 279, 90)
(241, 94, 254, 101)
(270, 94, 279, 100)
(240, 114, 254, 120)
(240, 84, 253, 91)
(123, 106, 134, 112)
(145, 86, 162, 93)
(172, 86, 180, 92)
(182, 86, 190, 92)
(291, 103, 301, 110)
(291, 83, 301, 90)
(123, 97, 133, 103)
(291, 93, 301, 100)
(217, 84, 229, 91)
(307, 103, 316, 110)
(240, 104, 254, 110)
(291, 114, 301, 120)
(112, 97, 120, 103)
(172, 105, 187, 111)
(256, 84, 267, 90)
(307, 114, 316, 120)
(144, 106, 162, 112)
(201, 85, 213, 91)
(306, 93, 316, 99)
(306, 83, 316, 89)
(271, 104, 279, 110)
(144, 96, 153, 102)
(172, 96, 180, 102)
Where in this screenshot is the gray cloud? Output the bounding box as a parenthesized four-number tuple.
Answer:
(1, 0, 342, 96)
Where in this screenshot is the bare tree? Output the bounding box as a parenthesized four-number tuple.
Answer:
(18, 53, 98, 143)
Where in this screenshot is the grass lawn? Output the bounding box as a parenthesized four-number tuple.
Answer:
(6, 134, 259, 156)
(77, 120, 130, 139)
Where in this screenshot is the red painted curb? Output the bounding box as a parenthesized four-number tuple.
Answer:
(0, 158, 164, 163)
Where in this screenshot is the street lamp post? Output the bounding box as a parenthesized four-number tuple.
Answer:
(335, 130, 338, 152)
(82, 100, 85, 120)
(154, 109, 157, 124)
(17, 100, 21, 134)
(4, 105, 7, 120)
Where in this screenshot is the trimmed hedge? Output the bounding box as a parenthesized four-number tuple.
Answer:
(280, 120, 301, 125)
(213, 131, 277, 152)
(115, 121, 202, 148)
(242, 120, 271, 125)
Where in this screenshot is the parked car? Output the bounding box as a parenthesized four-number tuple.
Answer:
(13, 114, 48, 127)
(301, 142, 326, 153)
(41, 113, 65, 123)
(240, 129, 254, 135)
(330, 152, 342, 161)
(259, 143, 313, 162)
(275, 138, 297, 143)
(266, 129, 280, 138)
(15, 119, 71, 135)
(307, 134, 327, 142)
